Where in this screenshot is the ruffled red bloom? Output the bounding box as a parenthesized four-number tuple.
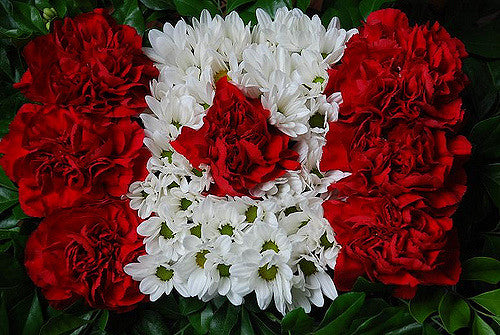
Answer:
(324, 8, 468, 129)
(24, 200, 145, 311)
(321, 121, 471, 214)
(14, 9, 158, 119)
(0, 104, 149, 217)
(323, 195, 461, 299)
(171, 77, 300, 197)
(320, 9, 470, 297)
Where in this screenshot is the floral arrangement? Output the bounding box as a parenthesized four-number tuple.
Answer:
(0, 1, 498, 334)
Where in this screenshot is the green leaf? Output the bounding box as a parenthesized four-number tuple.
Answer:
(0, 187, 18, 213)
(321, 0, 361, 29)
(471, 289, 500, 315)
(188, 304, 213, 334)
(462, 20, 500, 58)
(488, 60, 500, 89)
(281, 307, 314, 334)
(0, 294, 8, 335)
(316, 292, 366, 335)
(173, 0, 219, 17)
(438, 292, 471, 333)
(40, 314, 91, 335)
(226, 0, 256, 12)
(11, 1, 47, 34)
(154, 295, 181, 319)
(52, 0, 67, 18)
(296, 0, 310, 12)
(409, 287, 445, 323)
(472, 313, 496, 335)
(112, 0, 145, 35)
(359, 0, 394, 19)
(179, 297, 206, 315)
(240, 308, 254, 335)
(481, 163, 500, 208)
(209, 303, 239, 335)
(349, 307, 417, 334)
(12, 205, 28, 220)
(422, 323, 441, 335)
(92, 310, 109, 331)
(0, 215, 18, 229)
(462, 257, 500, 284)
(319, 292, 365, 328)
(133, 310, 170, 335)
(250, 314, 279, 335)
(483, 233, 500, 259)
(470, 115, 500, 159)
(379, 322, 422, 335)
(139, 0, 175, 10)
(0, 47, 12, 81)
(10, 293, 43, 335)
(238, 0, 291, 24)
(352, 276, 392, 294)
(0, 167, 15, 191)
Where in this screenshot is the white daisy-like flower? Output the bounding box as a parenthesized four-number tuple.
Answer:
(231, 249, 293, 315)
(124, 254, 189, 301)
(128, 174, 162, 219)
(127, 7, 355, 313)
(137, 215, 188, 260)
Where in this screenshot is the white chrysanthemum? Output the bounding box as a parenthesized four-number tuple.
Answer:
(128, 174, 162, 219)
(231, 250, 293, 315)
(127, 7, 356, 314)
(124, 254, 189, 301)
(202, 235, 244, 305)
(137, 216, 188, 260)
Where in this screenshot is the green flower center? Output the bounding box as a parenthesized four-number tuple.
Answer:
(180, 198, 192, 210)
(161, 150, 173, 163)
(284, 206, 299, 216)
(160, 222, 175, 239)
(258, 264, 278, 281)
(245, 206, 257, 223)
(313, 76, 325, 84)
(168, 181, 179, 189)
(218, 224, 234, 236)
(172, 120, 181, 129)
(311, 168, 324, 178)
(217, 264, 231, 277)
(192, 168, 203, 177)
(299, 259, 317, 276)
(320, 232, 334, 248)
(261, 240, 279, 253)
(190, 224, 202, 238)
(156, 266, 174, 281)
(309, 113, 325, 128)
(195, 250, 209, 268)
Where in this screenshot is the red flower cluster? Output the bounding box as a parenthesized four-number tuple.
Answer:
(25, 200, 144, 311)
(172, 77, 300, 197)
(320, 9, 470, 298)
(14, 9, 158, 119)
(0, 104, 147, 217)
(0, 10, 156, 311)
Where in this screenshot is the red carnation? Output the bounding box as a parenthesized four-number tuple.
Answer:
(14, 9, 158, 119)
(325, 8, 468, 129)
(320, 9, 470, 297)
(24, 200, 145, 311)
(171, 77, 300, 197)
(0, 104, 149, 217)
(323, 195, 461, 299)
(321, 121, 471, 213)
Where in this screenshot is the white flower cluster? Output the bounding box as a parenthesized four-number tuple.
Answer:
(125, 8, 356, 314)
